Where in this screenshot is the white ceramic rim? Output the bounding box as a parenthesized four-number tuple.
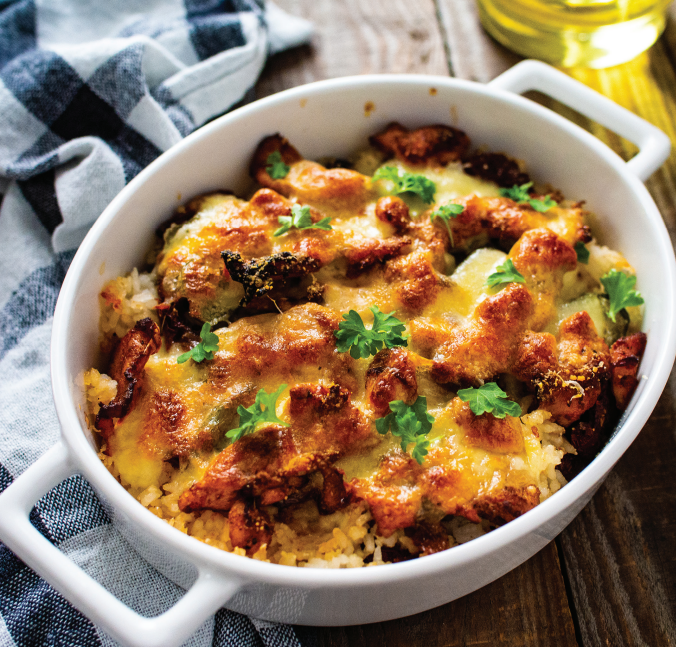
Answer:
(51, 66, 676, 588)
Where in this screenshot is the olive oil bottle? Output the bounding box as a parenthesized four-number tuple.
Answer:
(478, 0, 672, 68)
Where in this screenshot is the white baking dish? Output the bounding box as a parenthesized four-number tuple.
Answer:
(0, 60, 673, 647)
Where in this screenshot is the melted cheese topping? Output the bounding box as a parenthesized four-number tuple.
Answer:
(94, 143, 639, 557)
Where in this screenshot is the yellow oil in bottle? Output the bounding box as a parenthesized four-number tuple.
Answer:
(478, 0, 672, 68)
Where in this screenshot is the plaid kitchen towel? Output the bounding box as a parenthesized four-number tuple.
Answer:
(0, 1, 316, 645)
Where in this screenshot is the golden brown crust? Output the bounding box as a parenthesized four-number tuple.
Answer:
(179, 382, 373, 514)
(251, 134, 372, 209)
(349, 453, 424, 536)
(433, 195, 588, 252)
(510, 228, 577, 330)
(228, 498, 273, 554)
(375, 196, 410, 231)
(452, 399, 524, 454)
(610, 332, 647, 410)
(365, 348, 418, 417)
(249, 134, 303, 187)
(178, 425, 310, 512)
(405, 522, 450, 556)
(385, 251, 442, 312)
(157, 190, 295, 321)
(511, 331, 558, 384)
(95, 318, 161, 440)
(431, 283, 534, 385)
(209, 303, 347, 386)
(528, 312, 610, 427)
(407, 218, 451, 270)
(369, 122, 470, 166)
(343, 236, 412, 278)
(472, 485, 540, 526)
(286, 383, 374, 455)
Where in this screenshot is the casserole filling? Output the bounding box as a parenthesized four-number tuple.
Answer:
(84, 123, 646, 567)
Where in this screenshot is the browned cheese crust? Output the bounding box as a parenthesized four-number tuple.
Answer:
(95, 318, 161, 441)
(368, 122, 470, 166)
(610, 332, 647, 410)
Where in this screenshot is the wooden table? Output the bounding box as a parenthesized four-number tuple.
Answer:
(254, 2, 676, 645)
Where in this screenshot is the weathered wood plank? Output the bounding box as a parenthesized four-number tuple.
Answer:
(314, 541, 578, 647)
(255, 0, 449, 101)
(434, 0, 520, 81)
(560, 436, 676, 646)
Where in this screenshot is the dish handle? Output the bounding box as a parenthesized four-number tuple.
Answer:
(488, 60, 671, 182)
(0, 441, 240, 647)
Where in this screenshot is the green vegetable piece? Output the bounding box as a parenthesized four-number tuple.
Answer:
(373, 166, 436, 204)
(575, 241, 590, 264)
(600, 269, 644, 323)
(430, 203, 464, 246)
(226, 384, 289, 442)
(274, 204, 332, 237)
(499, 181, 557, 213)
(485, 258, 526, 288)
(457, 382, 522, 419)
(528, 195, 557, 213)
(500, 182, 532, 202)
(375, 397, 434, 464)
(177, 322, 220, 364)
(265, 151, 290, 179)
(334, 306, 408, 359)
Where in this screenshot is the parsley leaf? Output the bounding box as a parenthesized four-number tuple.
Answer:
(430, 203, 464, 246)
(373, 166, 436, 204)
(457, 382, 522, 418)
(499, 182, 557, 213)
(485, 258, 526, 288)
(177, 322, 219, 364)
(575, 241, 590, 264)
(274, 204, 332, 237)
(265, 151, 290, 179)
(226, 384, 289, 442)
(334, 306, 407, 359)
(375, 397, 434, 464)
(528, 195, 558, 213)
(500, 182, 532, 202)
(600, 269, 644, 323)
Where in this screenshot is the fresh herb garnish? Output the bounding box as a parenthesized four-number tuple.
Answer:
(375, 397, 434, 464)
(265, 151, 290, 179)
(485, 258, 526, 288)
(430, 203, 464, 246)
(457, 382, 522, 419)
(529, 195, 558, 213)
(500, 182, 532, 203)
(575, 241, 590, 265)
(177, 323, 219, 364)
(273, 204, 332, 237)
(373, 166, 436, 204)
(226, 384, 289, 442)
(600, 269, 644, 323)
(499, 182, 557, 213)
(334, 306, 407, 359)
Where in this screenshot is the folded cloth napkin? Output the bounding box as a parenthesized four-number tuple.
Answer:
(0, 1, 317, 645)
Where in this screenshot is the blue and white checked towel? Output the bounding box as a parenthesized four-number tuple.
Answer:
(0, 1, 317, 645)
